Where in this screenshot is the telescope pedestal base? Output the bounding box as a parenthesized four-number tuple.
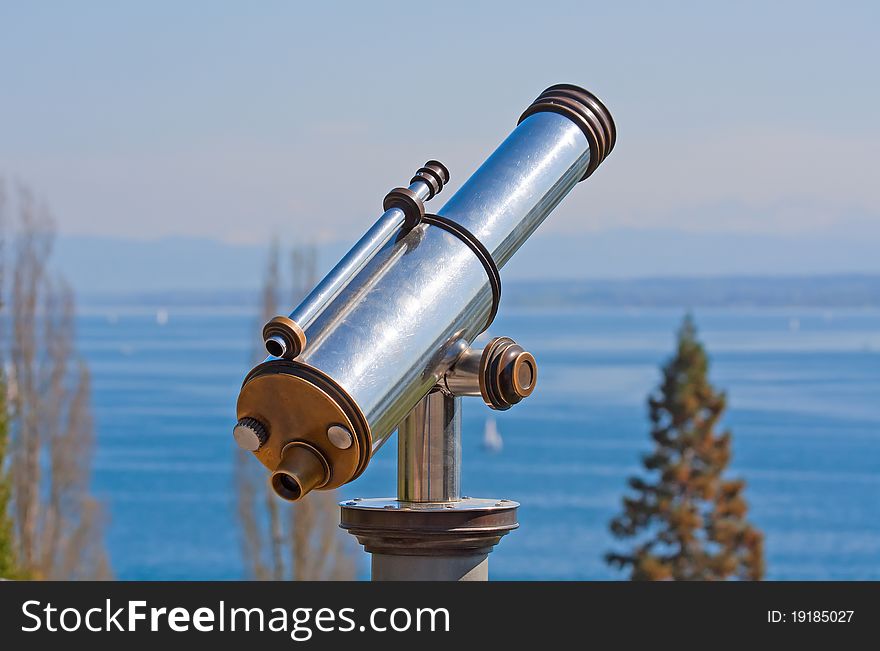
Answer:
(372, 553, 488, 581)
(340, 497, 518, 582)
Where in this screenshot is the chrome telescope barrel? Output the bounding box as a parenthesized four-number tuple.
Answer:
(288, 179, 433, 336)
(235, 84, 615, 500)
(262, 161, 450, 359)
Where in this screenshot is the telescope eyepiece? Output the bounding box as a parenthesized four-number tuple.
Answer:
(275, 474, 301, 500)
(265, 335, 287, 358)
(262, 315, 306, 359)
(271, 442, 330, 502)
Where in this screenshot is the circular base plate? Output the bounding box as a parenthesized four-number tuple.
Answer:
(341, 497, 518, 511)
(340, 497, 519, 557)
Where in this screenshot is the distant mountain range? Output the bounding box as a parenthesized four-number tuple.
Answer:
(79, 274, 880, 310)
(55, 230, 880, 308)
(504, 275, 880, 308)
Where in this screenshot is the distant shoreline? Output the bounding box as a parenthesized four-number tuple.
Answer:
(78, 274, 880, 310)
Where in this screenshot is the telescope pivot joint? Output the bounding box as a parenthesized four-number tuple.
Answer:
(442, 336, 537, 410)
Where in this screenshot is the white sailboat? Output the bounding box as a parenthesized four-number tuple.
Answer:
(483, 416, 503, 453)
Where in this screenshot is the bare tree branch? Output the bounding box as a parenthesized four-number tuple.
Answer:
(3, 180, 108, 580)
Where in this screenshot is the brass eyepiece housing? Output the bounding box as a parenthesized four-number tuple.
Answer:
(271, 442, 330, 501)
(236, 360, 371, 502)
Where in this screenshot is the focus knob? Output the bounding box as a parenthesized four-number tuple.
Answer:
(481, 337, 538, 410)
(233, 417, 269, 452)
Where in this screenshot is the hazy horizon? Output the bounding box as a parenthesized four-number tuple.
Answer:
(3, 1, 878, 289)
(51, 228, 880, 296)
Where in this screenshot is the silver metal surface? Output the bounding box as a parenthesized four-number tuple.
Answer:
(441, 346, 482, 397)
(294, 111, 591, 451)
(371, 554, 488, 581)
(298, 223, 491, 448)
(341, 496, 517, 511)
(287, 179, 432, 334)
(398, 390, 460, 503)
(438, 111, 591, 267)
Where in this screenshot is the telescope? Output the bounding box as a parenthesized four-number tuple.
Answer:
(234, 84, 615, 580)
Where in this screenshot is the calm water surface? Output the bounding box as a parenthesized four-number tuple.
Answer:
(78, 306, 880, 579)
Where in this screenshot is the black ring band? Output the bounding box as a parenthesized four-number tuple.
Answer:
(410, 167, 443, 198)
(408, 160, 450, 201)
(383, 187, 425, 230)
(518, 84, 616, 182)
(422, 214, 501, 332)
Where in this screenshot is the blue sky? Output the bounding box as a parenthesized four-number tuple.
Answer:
(1, 1, 878, 288)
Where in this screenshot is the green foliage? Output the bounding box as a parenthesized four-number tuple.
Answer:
(0, 375, 19, 579)
(606, 315, 765, 580)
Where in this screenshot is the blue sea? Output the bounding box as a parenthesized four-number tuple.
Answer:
(79, 305, 880, 580)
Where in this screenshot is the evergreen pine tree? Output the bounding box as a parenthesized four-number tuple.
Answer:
(606, 315, 764, 580)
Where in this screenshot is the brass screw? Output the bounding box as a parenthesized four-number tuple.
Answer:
(327, 424, 354, 450)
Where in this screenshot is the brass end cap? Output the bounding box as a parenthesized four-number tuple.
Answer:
(236, 360, 372, 496)
(480, 337, 539, 410)
(271, 442, 330, 502)
(509, 350, 537, 399)
(262, 315, 306, 359)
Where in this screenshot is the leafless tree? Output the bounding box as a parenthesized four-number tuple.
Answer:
(236, 241, 356, 580)
(1, 180, 110, 579)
